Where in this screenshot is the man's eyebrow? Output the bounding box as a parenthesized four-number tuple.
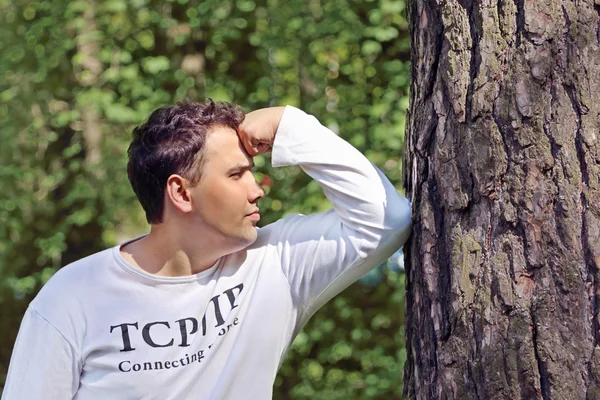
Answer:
(226, 161, 255, 174)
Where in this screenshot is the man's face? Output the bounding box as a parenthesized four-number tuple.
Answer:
(187, 125, 265, 246)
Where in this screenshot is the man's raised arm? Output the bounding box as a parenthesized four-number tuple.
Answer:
(240, 106, 412, 314)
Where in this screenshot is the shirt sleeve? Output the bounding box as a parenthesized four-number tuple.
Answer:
(2, 307, 81, 400)
(268, 106, 412, 315)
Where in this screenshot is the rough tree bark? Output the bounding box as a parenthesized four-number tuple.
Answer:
(402, 0, 600, 397)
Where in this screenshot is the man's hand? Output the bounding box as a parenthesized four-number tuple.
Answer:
(238, 107, 286, 156)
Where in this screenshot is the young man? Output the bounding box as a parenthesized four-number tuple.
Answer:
(2, 100, 412, 399)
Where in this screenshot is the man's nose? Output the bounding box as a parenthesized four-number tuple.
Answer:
(249, 178, 266, 202)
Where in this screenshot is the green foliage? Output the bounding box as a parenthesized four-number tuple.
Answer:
(274, 271, 407, 399)
(0, 0, 410, 396)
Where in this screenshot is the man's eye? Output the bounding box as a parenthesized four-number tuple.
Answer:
(230, 172, 242, 178)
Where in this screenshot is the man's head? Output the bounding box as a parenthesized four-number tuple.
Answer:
(128, 100, 265, 246)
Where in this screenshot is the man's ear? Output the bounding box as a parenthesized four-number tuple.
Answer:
(165, 174, 192, 214)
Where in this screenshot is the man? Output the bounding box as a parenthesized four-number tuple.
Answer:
(2, 100, 411, 399)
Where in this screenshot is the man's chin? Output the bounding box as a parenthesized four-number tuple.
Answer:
(243, 228, 259, 246)
(228, 228, 258, 250)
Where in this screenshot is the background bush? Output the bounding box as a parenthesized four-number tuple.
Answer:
(0, 0, 410, 397)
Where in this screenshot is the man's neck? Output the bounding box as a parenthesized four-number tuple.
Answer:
(120, 227, 221, 277)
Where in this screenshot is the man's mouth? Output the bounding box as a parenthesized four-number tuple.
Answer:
(246, 210, 260, 221)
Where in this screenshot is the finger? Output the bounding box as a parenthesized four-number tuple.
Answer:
(250, 139, 263, 155)
(248, 142, 268, 157)
(237, 128, 257, 156)
(245, 139, 263, 157)
(257, 143, 271, 154)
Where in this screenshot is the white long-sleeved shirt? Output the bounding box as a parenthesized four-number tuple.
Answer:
(2, 106, 411, 399)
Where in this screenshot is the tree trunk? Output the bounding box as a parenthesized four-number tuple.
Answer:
(75, 0, 103, 172)
(402, 0, 600, 397)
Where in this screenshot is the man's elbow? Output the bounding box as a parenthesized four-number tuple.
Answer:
(383, 196, 412, 245)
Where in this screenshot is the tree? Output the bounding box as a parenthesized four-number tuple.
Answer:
(402, 0, 600, 397)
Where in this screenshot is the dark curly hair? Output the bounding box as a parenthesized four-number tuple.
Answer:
(127, 99, 245, 224)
